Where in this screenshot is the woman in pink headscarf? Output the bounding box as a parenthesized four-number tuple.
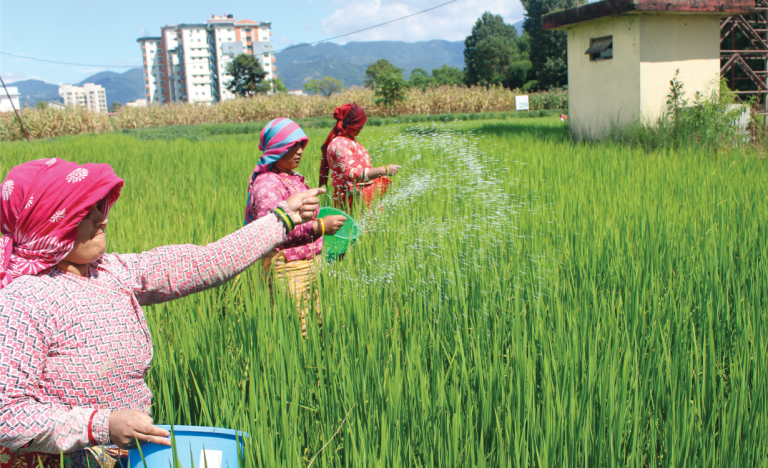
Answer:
(319, 103, 401, 209)
(245, 118, 346, 337)
(0, 158, 322, 468)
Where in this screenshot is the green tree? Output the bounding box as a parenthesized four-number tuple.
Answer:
(303, 77, 345, 97)
(464, 12, 531, 89)
(225, 53, 269, 97)
(35, 101, 48, 110)
(409, 68, 433, 90)
(108, 102, 122, 113)
(373, 71, 408, 108)
(520, 0, 585, 89)
(365, 59, 403, 89)
(431, 65, 465, 87)
(266, 77, 287, 93)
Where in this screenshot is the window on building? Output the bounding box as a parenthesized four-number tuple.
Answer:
(586, 36, 613, 61)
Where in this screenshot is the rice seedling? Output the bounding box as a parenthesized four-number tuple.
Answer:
(2, 117, 766, 467)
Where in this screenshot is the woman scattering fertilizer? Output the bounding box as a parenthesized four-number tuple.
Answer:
(0, 158, 322, 468)
(319, 103, 402, 209)
(245, 118, 346, 337)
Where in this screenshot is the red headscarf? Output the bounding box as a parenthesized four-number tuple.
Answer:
(319, 103, 368, 187)
(0, 158, 124, 289)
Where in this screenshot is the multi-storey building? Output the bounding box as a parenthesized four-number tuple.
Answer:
(137, 14, 276, 105)
(58, 83, 108, 113)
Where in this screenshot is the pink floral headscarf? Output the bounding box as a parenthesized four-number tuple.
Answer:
(0, 158, 124, 289)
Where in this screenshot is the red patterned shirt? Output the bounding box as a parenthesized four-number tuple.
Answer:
(0, 214, 286, 454)
(326, 136, 373, 191)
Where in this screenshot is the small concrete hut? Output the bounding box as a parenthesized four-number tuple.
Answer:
(542, 0, 755, 139)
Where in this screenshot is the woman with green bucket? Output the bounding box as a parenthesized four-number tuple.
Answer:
(245, 118, 347, 337)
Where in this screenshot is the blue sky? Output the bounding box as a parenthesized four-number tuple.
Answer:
(0, 0, 526, 85)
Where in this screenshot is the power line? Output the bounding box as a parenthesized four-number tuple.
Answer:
(0, 52, 139, 68)
(0, 0, 462, 68)
(272, 0, 462, 54)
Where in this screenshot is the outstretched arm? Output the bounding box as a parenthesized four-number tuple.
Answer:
(330, 139, 399, 182)
(117, 189, 323, 306)
(249, 175, 320, 248)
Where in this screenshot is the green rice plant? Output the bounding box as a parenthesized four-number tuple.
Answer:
(2, 116, 766, 467)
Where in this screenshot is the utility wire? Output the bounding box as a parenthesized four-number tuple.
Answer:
(0, 52, 139, 68)
(0, 0, 462, 68)
(272, 0, 462, 54)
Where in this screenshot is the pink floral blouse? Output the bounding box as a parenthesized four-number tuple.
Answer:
(326, 136, 373, 191)
(247, 168, 322, 262)
(0, 214, 286, 454)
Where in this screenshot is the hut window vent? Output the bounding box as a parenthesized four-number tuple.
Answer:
(586, 36, 613, 61)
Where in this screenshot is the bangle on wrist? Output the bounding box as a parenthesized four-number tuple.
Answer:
(319, 218, 325, 236)
(384, 166, 390, 176)
(88, 410, 98, 445)
(271, 207, 294, 234)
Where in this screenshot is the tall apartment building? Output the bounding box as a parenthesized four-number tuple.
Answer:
(137, 14, 276, 105)
(58, 83, 108, 113)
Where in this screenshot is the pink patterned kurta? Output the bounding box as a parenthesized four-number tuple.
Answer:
(247, 169, 322, 262)
(326, 136, 373, 192)
(0, 214, 286, 454)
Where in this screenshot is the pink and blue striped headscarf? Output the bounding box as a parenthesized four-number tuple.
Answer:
(245, 117, 308, 224)
(251, 117, 308, 178)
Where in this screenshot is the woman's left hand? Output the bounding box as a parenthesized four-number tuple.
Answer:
(286, 188, 326, 225)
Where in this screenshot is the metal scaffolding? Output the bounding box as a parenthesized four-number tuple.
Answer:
(721, 0, 768, 120)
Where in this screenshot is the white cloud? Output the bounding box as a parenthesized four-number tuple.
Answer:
(321, 0, 526, 43)
(0, 72, 46, 83)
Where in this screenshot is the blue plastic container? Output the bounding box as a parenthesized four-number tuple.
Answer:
(128, 426, 248, 468)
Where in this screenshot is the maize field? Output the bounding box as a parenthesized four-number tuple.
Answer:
(0, 86, 566, 142)
(1, 116, 767, 467)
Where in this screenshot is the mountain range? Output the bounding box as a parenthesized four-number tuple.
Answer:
(9, 68, 145, 108)
(276, 22, 523, 89)
(8, 23, 526, 105)
(276, 39, 465, 90)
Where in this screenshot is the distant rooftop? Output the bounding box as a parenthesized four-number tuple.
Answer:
(543, 0, 756, 30)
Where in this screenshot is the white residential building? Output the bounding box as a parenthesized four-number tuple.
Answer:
(47, 101, 67, 111)
(126, 99, 148, 107)
(59, 83, 108, 113)
(137, 14, 275, 105)
(0, 86, 21, 113)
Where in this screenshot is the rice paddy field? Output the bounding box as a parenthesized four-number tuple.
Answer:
(2, 117, 767, 467)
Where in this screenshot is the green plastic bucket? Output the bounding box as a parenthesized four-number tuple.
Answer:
(318, 207, 360, 262)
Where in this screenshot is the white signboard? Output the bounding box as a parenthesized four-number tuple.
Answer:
(516, 95, 529, 111)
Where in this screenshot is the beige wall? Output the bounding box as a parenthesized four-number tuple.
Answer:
(565, 13, 722, 139)
(566, 15, 642, 139)
(639, 15, 721, 123)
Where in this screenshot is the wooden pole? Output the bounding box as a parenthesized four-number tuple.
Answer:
(0, 75, 31, 142)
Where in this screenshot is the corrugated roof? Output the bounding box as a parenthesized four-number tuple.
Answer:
(543, 0, 756, 30)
